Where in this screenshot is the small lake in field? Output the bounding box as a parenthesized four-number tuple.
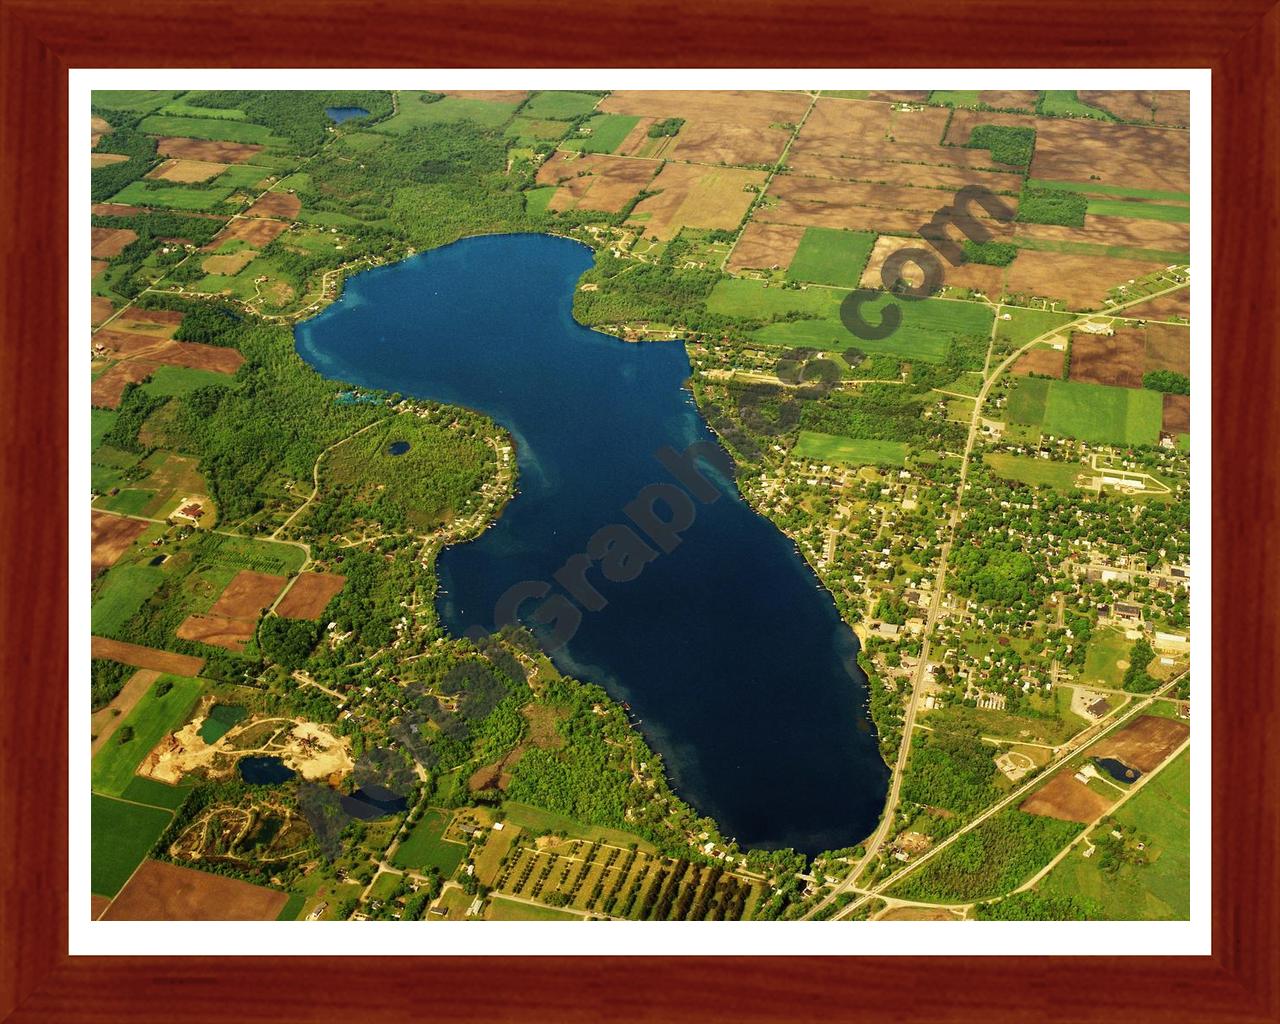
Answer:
(1096, 757, 1141, 783)
(295, 233, 889, 855)
(239, 756, 296, 785)
(387, 440, 411, 456)
(340, 785, 410, 820)
(325, 106, 370, 124)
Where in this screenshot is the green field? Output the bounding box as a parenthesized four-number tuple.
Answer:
(90, 675, 204, 796)
(91, 794, 173, 897)
(158, 100, 247, 121)
(1042, 379, 1163, 445)
(120, 775, 193, 811)
(1027, 179, 1190, 203)
(997, 307, 1077, 349)
(985, 453, 1084, 491)
(367, 870, 405, 902)
(1039, 91, 1115, 120)
(1085, 199, 1190, 223)
(506, 117, 571, 146)
(1039, 750, 1190, 919)
(560, 114, 640, 154)
(520, 91, 600, 120)
(376, 92, 520, 133)
(108, 181, 234, 212)
(91, 564, 166, 636)
(276, 892, 307, 921)
(96, 488, 155, 517)
(391, 809, 467, 876)
(91, 409, 118, 450)
(524, 186, 557, 216)
(795, 431, 908, 467)
(214, 164, 272, 191)
(1082, 626, 1132, 689)
(93, 90, 182, 114)
(708, 279, 993, 362)
(485, 896, 579, 921)
(1003, 376, 1050, 426)
(786, 228, 876, 288)
(139, 365, 237, 398)
(928, 90, 983, 108)
(196, 532, 306, 575)
(137, 114, 279, 145)
(499, 801, 656, 852)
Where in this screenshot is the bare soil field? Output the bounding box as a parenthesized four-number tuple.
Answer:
(91, 636, 206, 676)
(151, 340, 243, 373)
(145, 158, 228, 183)
(865, 90, 930, 103)
(1021, 774, 1114, 823)
(726, 221, 807, 273)
(91, 296, 114, 326)
(91, 227, 138, 259)
(102, 859, 287, 921)
(93, 327, 171, 357)
(176, 613, 256, 652)
(202, 249, 257, 275)
(1069, 329, 1147, 388)
(977, 90, 1040, 110)
(1092, 715, 1189, 773)
(91, 115, 111, 147)
(1011, 346, 1065, 377)
(91, 511, 149, 576)
(91, 894, 111, 920)
(92, 361, 155, 408)
(275, 573, 347, 619)
(878, 905, 964, 921)
(537, 151, 660, 214)
(245, 192, 301, 220)
(1014, 216, 1189, 253)
(887, 104, 951, 144)
(860, 235, 1004, 296)
(758, 198, 922, 235)
(207, 217, 290, 249)
(157, 136, 264, 163)
(443, 89, 529, 104)
(209, 570, 288, 619)
(1126, 288, 1190, 321)
(120, 306, 184, 328)
(944, 109, 1038, 147)
(1162, 394, 1191, 433)
(1030, 121, 1190, 193)
(1004, 251, 1165, 310)
(629, 163, 766, 240)
(91, 259, 109, 278)
(91, 336, 243, 407)
(672, 120, 790, 167)
(91, 153, 129, 169)
(92, 669, 161, 755)
(600, 90, 810, 131)
(787, 151, 1021, 194)
(91, 203, 145, 217)
(613, 117, 658, 156)
(1144, 323, 1191, 375)
(1078, 90, 1190, 128)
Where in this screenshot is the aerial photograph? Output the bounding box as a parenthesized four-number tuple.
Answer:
(87, 87, 1192, 924)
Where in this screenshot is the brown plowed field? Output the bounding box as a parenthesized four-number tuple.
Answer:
(944, 109, 1038, 146)
(245, 192, 301, 220)
(1021, 774, 1113, 824)
(1078, 90, 1190, 128)
(91, 153, 129, 169)
(787, 151, 1022, 193)
(92, 669, 161, 755)
(207, 217, 290, 249)
(1004, 251, 1164, 311)
(758, 198, 923, 236)
(1012, 346, 1065, 377)
(537, 152, 660, 214)
(599, 90, 810, 131)
(209, 570, 287, 618)
(887, 104, 951, 144)
(146, 158, 227, 183)
(1068, 329, 1147, 388)
(1091, 715, 1189, 773)
(157, 136, 264, 163)
(202, 249, 257, 275)
(1015, 216, 1189, 253)
(276, 573, 347, 619)
(726, 221, 807, 272)
(1162, 394, 1191, 433)
(90, 339, 243, 408)
(91, 227, 138, 259)
(91, 115, 111, 147)
(671, 121, 790, 168)
(629, 163, 766, 241)
(92, 362, 157, 408)
(102, 860, 287, 921)
(91, 203, 145, 217)
(1030, 121, 1189, 194)
(865, 90, 930, 103)
(91, 636, 205, 676)
(91, 259, 109, 278)
(91, 511, 149, 576)
(444, 89, 529, 104)
(1126, 288, 1190, 321)
(977, 91, 1040, 110)
(91, 894, 111, 920)
(176, 613, 256, 652)
(120, 306, 185, 327)
(1144, 323, 1191, 375)
(91, 297, 114, 326)
(861, 235, 1004, 297)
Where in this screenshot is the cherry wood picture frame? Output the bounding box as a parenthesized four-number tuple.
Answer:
(2, 1, 1276, 1020)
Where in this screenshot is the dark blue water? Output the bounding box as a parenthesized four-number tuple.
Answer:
(1096, 757, 1141, 783)
(325, 106, 369, 124)
(341, 785, 410, 820)
(239, 756, 296, 785)
(295, 233, 888, 855)
(387, 441, 411, 456)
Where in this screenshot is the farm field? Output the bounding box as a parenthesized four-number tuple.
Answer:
(391, 809, 466, 876)
(102, 859, 288, 920)
(91, 636, 205, 676)
(795, 432, 908, 467)
(485, 896, 579, 921)
(1038, 750, 1190, 918)
(108, 181, 234, 212)
(1068, 329, 1147, 389)
(785, 228, 876, 287)
(1091, 715, 1189, 773)
(90, 674, 204, 796)
(984, 453, 1085, 492)
(276, 573, 347, 619)
(375, 92, 521, 132)
(536, 151, 659, 214)
(521, 91, 600, 120)
(91, 795, 174, 898)
(627, 162, 765, 240)
(1041, 379, 1163, 445)
(138, 115, 282, 146)
(1021, 773, 1114, 824)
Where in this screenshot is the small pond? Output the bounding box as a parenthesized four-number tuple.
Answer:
(325, 106, 369, 124)
(1095, 757, 1141, 783)
(340, 784, 409, 820)
(239, 755, 297, 785)
(386, 440, 411, 456)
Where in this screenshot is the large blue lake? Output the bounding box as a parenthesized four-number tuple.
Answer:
(295, 233, 888, 854)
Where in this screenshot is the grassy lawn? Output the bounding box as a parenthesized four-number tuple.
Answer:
(137, 114, 280, 145)
(1082, 626, 1132, 689)
(158, 100, 247, 121)
(390, 809, 467, 876)
(90, 675, 204, 797)
(560, 114, 640, 154)
(997, 307, 1077, 348)
(520, 91, 600, 120)
(506, 118, 571, 146)
(376, 92, 520, 132)
(108, 181, 234, 212)
(524, 186, 557, 216)
(985, 453, 1085, 491)
(1085, 199, 1190, 223)
(91, 564, 166, 636)
(922, 692, 1085, 747)
(214, 164, 272, 191)
(785, 228, 877, 288)
(485, 895, 579, 921)
(139, 366, 237, 398)
(91, 795, 172, 897)
(1004, 375, 1050, 425)
(1038, 749, 1190, 919)
(1026, 179, 1190, 203)
(500, 801, 656, 852)
(1039, 91, 1115, 120)
(93, 90, 182, 114)
(795, 431, 907, 467)
(1042, 379, 1163, 445)
(367, 870, 405, 902)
